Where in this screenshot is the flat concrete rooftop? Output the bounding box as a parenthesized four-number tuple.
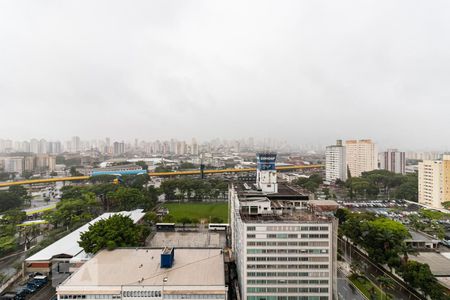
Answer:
(147, 232, 226, 248)
(60, 248, 225, 288)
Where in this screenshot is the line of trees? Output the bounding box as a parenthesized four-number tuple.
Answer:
(44, 175, 160, 229)
(160, 178, 228, 201)
(344, 170, 418, 201)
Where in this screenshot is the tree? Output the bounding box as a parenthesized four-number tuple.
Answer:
(211, 217, 224, 223)
(44, 193, 99, 229)
(377, 276, 395, 292)
(8, 185, 31, 206)
(135, 161, 149, 171)
(400, 261, 448, 299)
(60, 186, 89, 200)
(79, 215, 144, 254)
(395, 173, 418, 201)
(143, 212, 158, 225)
(22, 170, 33, 179)
(69, 166, 83, 176)
(9, 185, 29, 200)
(179, 217, 192, 229)
(106, 187, 149, 211)
(0, 191, 24, 212)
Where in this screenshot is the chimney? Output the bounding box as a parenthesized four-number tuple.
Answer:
(160, 247, 175, 268)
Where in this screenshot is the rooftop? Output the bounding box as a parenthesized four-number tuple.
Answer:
(58, 248, 225, 291)
(233, 182, 336, 223)
(26, 209, 145, 262)
(147, 232, 226, 248)
(406, 230, 440, 242)
(410, 252, 450, 276)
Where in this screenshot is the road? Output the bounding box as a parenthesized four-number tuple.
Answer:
(28, 283, 55, 300)
(337, 268, 366, 300)
(339, 238, 425, 300)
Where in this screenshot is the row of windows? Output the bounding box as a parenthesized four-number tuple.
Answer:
(247, 241, 329, 247)
(247, 272, 329, 277)
(247, 279, 328, 285)
(123, 291, 161, 298)
(247, 226, 329, 232)
(247, 297, 328, 300)
(163, 295, 225, 299)
(247, 287, 328, 293)
(247, 256, 329, 262)
(59, 296, 120, 300)
(247, 264, 329, 270)
(247, 249, 328, 254)
(247, 234, 329, 239)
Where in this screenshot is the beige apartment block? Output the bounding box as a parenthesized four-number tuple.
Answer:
(419, 155, 450, 208)
(345, 139, 377, 177)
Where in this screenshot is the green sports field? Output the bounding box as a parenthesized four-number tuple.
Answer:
(163, 202, 228, 223)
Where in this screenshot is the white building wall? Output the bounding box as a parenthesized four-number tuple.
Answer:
(325, 144, 347, 182)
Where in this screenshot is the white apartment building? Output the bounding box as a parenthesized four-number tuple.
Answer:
(325, 140, 347, 183)
(345, 139, 377, 177)
(418, 155, 450, 208)
(379, 149, 406, 174)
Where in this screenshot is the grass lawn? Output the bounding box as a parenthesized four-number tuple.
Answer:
(163, 202, 228, 223)
(349, 274, 391, 300)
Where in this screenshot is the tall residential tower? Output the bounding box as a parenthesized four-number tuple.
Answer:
(325, 140, 347, 183)
(345, 139, 377, 177)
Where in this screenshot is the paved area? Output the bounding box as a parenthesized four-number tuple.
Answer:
(410, 252, 450, 276)
(147, 231, 226, 248)
(337, 268, 366, 300)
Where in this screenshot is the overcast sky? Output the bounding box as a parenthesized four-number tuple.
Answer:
(1, 0, 450, 150)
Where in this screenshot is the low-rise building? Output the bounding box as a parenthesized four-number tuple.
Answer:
(405, 230, 439, 250)
(57, 247, 227, 300)
(25, 209, 145, 286)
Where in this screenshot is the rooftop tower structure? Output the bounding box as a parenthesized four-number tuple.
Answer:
(256, 152, 278, 193)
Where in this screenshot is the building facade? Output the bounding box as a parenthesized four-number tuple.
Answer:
(418, 155, 450, 208)
(345, 139, 377, 177)
(230, 155, 337, 300)
(325, 140, 347, 183)
(379, 149, 406, 174)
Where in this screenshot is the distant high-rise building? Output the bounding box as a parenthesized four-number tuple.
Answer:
(35, 154, 56, 171)
(71, 136, 81, 153)
(418, 155, 450, 208)
(191, 138, 199, 156)
(380, 149, 406, 174)
(39, 139, 48, 154)
(325, 140, 347, 182)
(30, 139, 39, 154)
(113, 141, 125, 156)
(345, 139, 377, 177)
